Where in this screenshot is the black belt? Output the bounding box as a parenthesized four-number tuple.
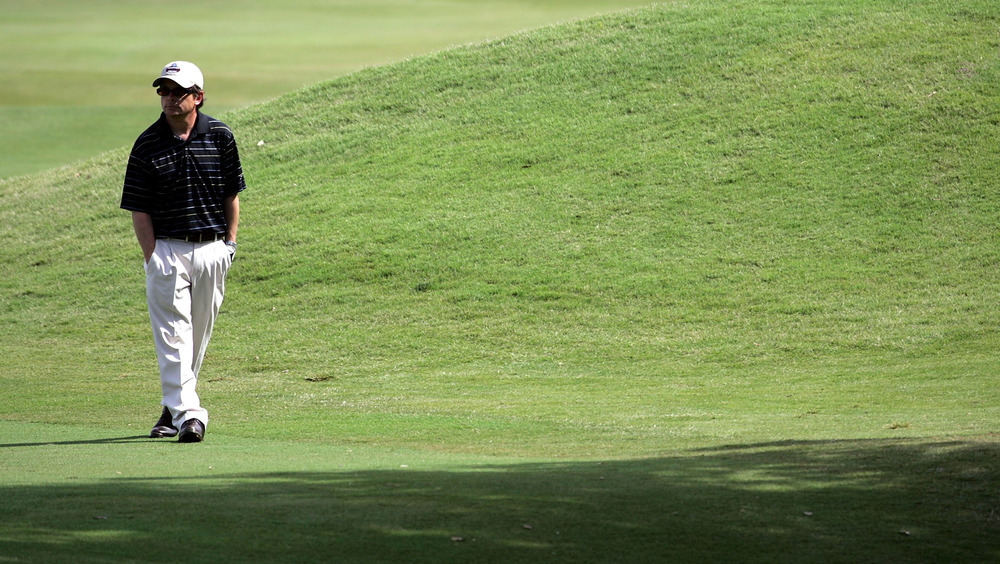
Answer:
(162, 233, 224, 243)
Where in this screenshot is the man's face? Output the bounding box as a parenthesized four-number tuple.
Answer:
(157, 80, 203, 117)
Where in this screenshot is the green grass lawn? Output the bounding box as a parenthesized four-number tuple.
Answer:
(0, 0, 649, 179)
(3, 423, 995, 563)
(1, 0, 998, 561)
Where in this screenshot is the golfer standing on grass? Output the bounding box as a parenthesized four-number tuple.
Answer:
(121, 61, 246, 443)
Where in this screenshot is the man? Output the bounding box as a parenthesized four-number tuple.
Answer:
(121, 61, 246, 443)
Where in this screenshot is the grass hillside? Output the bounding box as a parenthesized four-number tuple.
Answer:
(0, 0, 650, 179)
(1, 1, 998, 561)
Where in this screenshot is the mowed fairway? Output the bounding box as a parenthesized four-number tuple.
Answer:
(2, 0, 999, 562)
(0, 0, 649, 179)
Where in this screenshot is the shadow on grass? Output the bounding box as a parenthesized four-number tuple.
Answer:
(1, 438, 997, 563)
(0, 436, 151, 448)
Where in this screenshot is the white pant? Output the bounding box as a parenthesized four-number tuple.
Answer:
(145, 238, 232, 429)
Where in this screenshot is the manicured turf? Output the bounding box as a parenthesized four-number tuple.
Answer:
(0, 0, 649, 179)
(1, 1, 998, 561)
(3, 422, 996, 562)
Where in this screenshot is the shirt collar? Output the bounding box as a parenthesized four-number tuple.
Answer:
(156, 111, 210, 141)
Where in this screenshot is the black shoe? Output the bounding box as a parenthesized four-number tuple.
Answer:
(178, 419, 205, 443)
(150, 406, 178, 438)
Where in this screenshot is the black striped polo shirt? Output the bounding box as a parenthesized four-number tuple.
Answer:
(121, 112, 246, 239)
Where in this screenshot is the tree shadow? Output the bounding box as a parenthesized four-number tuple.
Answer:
(1, 438, 997, 563)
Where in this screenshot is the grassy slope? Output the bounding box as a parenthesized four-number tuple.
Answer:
(1, 1, 999, 560)
(2, 0, 999, 452)
(0, 0, 650, 178)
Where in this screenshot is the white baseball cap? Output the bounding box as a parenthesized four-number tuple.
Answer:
(152, 61, 204, 89)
